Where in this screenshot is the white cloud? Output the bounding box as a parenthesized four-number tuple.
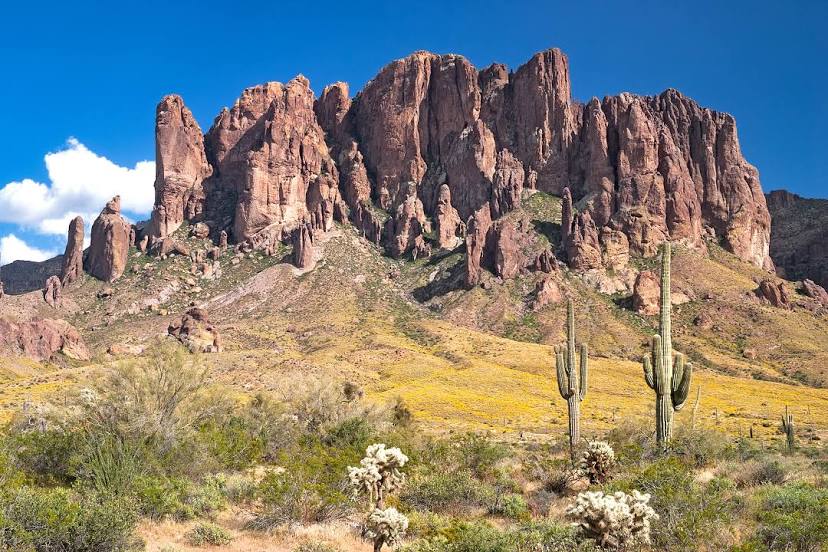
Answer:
(0, 138, 155, 236)
(0, 234, 58, 266)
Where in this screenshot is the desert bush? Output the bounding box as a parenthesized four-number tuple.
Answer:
(454, 433, 509, 481)
(293, 542, 342, 552)
(402, 469, 496, 513)
(566, 490, 657, 549)
(730, 458, 787, 488)
(606, 421, 654, 466)
(489, 493, 529, 521)
(216, 471, 259, 502)
(671, 427, 735, 468)
(753, 483, 828, 551)
(609, 457, 740, 550)
(402, 520, 596, 552)
(578, 441, 616, 484)
(0, 486, 140, 551)
(405, 511, 453, 538)
(185, 521, 233, 546)
(196, 413, 265, 470)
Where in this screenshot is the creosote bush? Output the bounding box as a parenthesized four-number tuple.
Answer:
(185, 521, 234, 546)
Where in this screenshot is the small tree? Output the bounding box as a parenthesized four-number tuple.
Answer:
(348, 444, 409, 551)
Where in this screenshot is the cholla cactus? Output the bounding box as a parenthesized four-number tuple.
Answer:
(567, 490, 658, 549)
(578, 441, 616, 484)
(348, 443, 408, 507)
(349, 444, 409, 551)
(364, 507, 409, 552)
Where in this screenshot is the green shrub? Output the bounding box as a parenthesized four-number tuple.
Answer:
(405, 511, 453, 538)
(671, 427, 735, 468)
(0, 487, 140, 551)
(185, 521, 233, 546)
(732, 458, 787, 488)
(322, 417, 373, 448)
(454, 434, 509, 480)
(6, 427, 80, 486)
(402, 469, 495, 513)
(402, 520, 596, 552)
(196, 415, 265, 470)
(607, 457, 740, 551)
(293, 542, 341, 552)
(754, 484, 828, 551)
(133, 474, 227, 521)
(489, 493, 529, 521)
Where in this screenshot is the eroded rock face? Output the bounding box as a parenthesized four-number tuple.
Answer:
(168, 308, 222, 353)
(465, 204, 493, 288)
(204, 77, 341, 243)
(85, 196, 131, 282)
(802, 279, 828, 306)
(147, 95, 212, 241)
(384, 184, 428, 258)
(60, 216, 84, 287)
(532, 277, 563, 311)
(0, 318, 90, 361)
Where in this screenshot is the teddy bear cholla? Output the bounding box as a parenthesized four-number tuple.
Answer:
(566, 489, 658, 549)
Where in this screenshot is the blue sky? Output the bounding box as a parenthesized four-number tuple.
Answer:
(0, 0, 825, 264)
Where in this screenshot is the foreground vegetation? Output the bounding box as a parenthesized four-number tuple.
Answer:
(0, 342, 825, 551)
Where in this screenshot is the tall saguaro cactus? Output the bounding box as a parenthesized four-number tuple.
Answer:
(643, 243, 693, 450)
(555, 299, 588, 461)
(781, 406, 795, 452)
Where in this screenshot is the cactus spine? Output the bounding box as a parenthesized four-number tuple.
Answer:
(643, 243, 693, 450)
(782, 406, 794, 452)
(555, 299, 588, 461)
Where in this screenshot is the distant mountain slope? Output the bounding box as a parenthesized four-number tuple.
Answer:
(767, 190, 828, 288)
(0, 255, 63, 295)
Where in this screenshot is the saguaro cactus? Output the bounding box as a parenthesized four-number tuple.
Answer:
(643, 243, 693, 450)
(555, 299, 588, 461)
(781, 406, 795, 452)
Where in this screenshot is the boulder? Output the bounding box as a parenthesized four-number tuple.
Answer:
(190, 222, 210, 239)
(755, 279, 791, 309)
(85, 196, 131, 282)
(802, 279, 828, 306)
(0, 317, 90, 361)
(532, 277, 563, 310)
(60, 216, 84, 287)
(168, 308, 222, 353)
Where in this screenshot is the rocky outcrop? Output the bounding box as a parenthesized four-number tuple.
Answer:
(766, 190, 828, 289)
(464, 204, 493, 288)
(532, 277, 563, 311)
(632, 271, 660, 316)
(143, 47, 772, 280)
(60, 216, 84, 287)
(755, 279, 791, 309)
(292, 222, 314, 269)
(85, 196, 131, 282)
(43, 276, 61, 308)
(147, 95, 212, 241)
(802, 279, 828, 306)
(0, 318, 90, 361)
(204, 77, 342, 243)
(0, 256, 63, 295)
(168, 308, 222, 353)
(434, 184, 462, 249)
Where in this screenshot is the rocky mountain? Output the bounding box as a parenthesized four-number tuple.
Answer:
(0, 256, 64, 295)
(767, 189, 828, 289)
(143, 48, 772, 281)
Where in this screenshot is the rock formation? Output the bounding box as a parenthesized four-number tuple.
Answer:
(755, 279, 791, 309)
(60, 216, 84, 287)
(43, 276, 61, 308)
(147, 95, 212, 241)
(143, 46, 772, 281)
(85, 196, 131, 282)
(0, 318, 90, 361)
(292, 222, 314, 269)
(802, 279, 828, 306)
(632, 271, 660, 316)
(168, 307, 222, 353)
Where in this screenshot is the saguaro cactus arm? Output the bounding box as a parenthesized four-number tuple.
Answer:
(579, 343, 589, 401)
(671, 353, 693, 410)
(555, 346, 573, 399)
